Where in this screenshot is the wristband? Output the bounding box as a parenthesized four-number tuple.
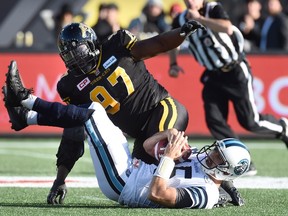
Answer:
(154, 156, 175, 180)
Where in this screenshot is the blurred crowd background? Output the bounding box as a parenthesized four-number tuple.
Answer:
(1, 0, 288, 54)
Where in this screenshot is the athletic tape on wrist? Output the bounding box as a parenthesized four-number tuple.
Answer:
(154, 156, 175, 180)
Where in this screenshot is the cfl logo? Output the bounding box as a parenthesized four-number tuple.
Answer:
(77, 77, 90, 91)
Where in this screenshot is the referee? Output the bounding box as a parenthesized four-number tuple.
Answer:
(169, 0, 288, 206)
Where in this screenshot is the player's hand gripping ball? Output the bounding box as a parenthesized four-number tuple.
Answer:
(154, 139, 192, 164)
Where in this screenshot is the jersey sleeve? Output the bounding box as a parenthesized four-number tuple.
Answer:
(57, 73, 73, 104)
(171, 14, 182, 29)
(113, 29, 138, 51)
(175, 186, 209, 209)
(208, 3, 230, 20)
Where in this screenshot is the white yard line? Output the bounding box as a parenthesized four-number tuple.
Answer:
(234, 176, 288, 189)
(0, 176, 287, 189)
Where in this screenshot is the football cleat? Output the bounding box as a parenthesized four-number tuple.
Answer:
(220, 181, 245, 206)
(2, 79, 20, 107)
(3, 85, 28, 131)
(5, 60, 32, 106)
(279, 117, 288, 149)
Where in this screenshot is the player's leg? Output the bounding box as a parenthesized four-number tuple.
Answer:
(132, 96, 189, 165)
(47, 127, 85, 204)
(3, 59, 94, 129)
(202, 83, 238, 139)
(4, 89, 132, 201)
(147, 97, 188, 133)
(234, 62, 287, 147)
(201, 75, 245, 206)
(84, 102, 132, 201)
(3, 82, 94, 129)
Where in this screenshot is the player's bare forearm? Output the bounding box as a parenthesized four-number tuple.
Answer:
(131, 28, 185, 60)
(196, 17, 232, 34)
(148, 176, 177, 207)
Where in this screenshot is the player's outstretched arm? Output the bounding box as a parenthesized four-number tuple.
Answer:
(131, 20, 204, 60)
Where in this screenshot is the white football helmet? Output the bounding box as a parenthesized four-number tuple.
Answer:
(196, 138, 251, 181)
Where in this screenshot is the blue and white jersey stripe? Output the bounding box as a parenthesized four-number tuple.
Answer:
(186, 186, 208, 208)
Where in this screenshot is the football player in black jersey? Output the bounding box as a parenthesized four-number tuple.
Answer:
(47, 21, 205, 204)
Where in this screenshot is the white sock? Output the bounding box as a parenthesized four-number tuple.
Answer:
(26, 110, 38, 125)
(21, 94, 37, 110)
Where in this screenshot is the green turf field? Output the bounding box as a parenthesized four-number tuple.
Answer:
(0, 138, 287, 216)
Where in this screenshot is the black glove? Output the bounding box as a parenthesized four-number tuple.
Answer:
(47, 180, 67, 205)
(220, 181, 245, 206)
(180, 20, 205, 37)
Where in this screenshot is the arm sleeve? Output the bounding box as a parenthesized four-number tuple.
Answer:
(56, 74, 73, 104)
(171, 14, 182, 29)
(208, 3, 230, 20)
(116, 29, 138, 51)
(175, 186, 209, 209)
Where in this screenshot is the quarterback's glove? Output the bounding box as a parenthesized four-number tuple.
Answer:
(180, 20, 205, 37)
(220, 181, 245, 206)
(226, 186, 245, 206)
(47, 181, 67, 205)
(214, 195, 229, 208)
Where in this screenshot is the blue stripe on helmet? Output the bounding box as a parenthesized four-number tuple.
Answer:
(223, 139, 249, 151)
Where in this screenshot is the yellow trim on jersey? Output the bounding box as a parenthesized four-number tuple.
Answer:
(159, 100, 169, 131)
(62, 97, 71, 104)
(126, 38, 137, 50)
(167, 97, 178, 128)
(125, 31, 137, 50)
(159, 97, 178, 131)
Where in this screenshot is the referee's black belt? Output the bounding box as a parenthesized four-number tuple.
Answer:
(217, 54, 246, 72)
(218, 61, 239, 72)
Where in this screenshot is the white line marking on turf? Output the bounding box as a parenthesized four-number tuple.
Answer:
(0, 176, 287, 189)
(235, 176, 288, 189)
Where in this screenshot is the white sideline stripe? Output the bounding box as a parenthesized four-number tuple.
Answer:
(0, 176, 288, 189)
(235, 176, 288, 189)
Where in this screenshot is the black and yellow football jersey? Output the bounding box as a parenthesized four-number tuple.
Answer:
(57, 30, 188, 163)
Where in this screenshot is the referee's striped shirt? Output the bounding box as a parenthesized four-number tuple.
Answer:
(173, 2, 244, 71)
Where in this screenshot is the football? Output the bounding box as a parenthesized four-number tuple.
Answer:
(153, 139, 192, 164)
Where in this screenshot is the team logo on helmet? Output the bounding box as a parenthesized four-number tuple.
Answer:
(234, 159, 249, 176)
(71, 41, 77, 47)
(79, 23, 88, 38)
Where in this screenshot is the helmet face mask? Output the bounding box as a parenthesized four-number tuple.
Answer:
(197, 138, 251, 181)
(58, 23, 100, 75)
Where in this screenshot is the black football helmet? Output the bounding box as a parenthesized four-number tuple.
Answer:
(57, 23, 100, 75)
